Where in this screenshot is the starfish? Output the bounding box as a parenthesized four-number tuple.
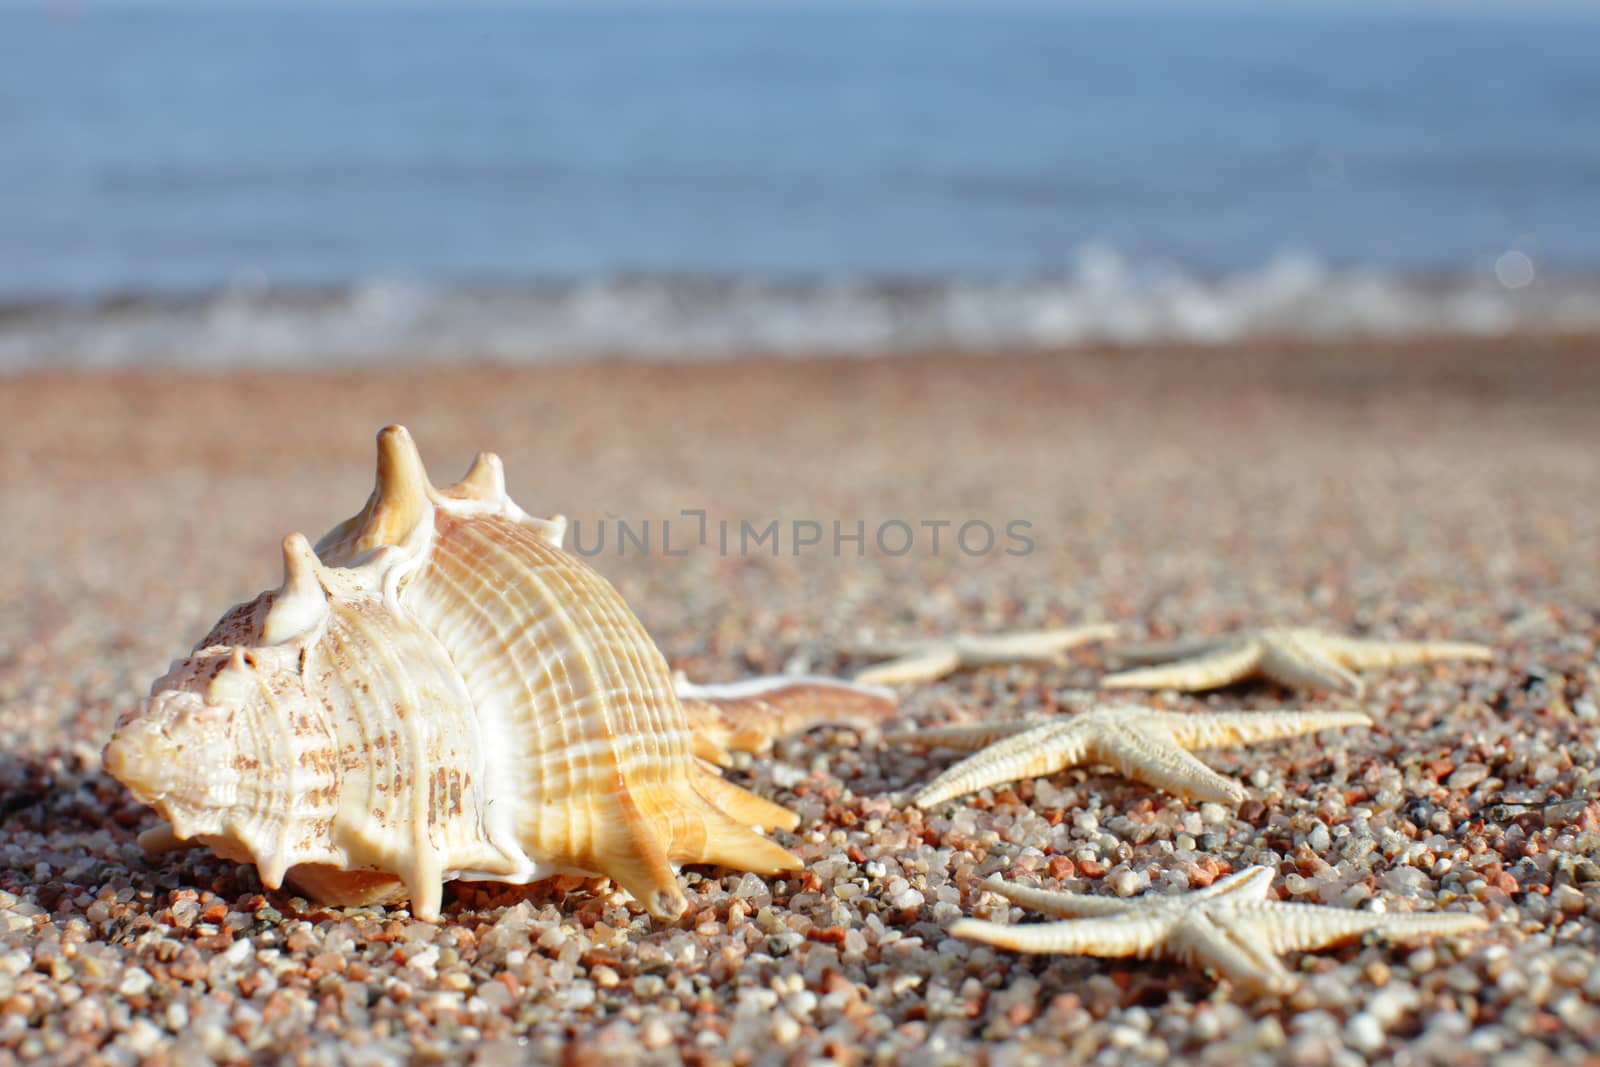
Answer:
(675, 672, 898, 766)
(891, 704, 1369, 808)
(850, 624, 1117, 686)
(952, 867, 1488, 996)
(1101, 627, 1492, 697)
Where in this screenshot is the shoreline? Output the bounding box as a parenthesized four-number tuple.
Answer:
(6, 267, 1600, 372)
(6, 327, 1600, 386)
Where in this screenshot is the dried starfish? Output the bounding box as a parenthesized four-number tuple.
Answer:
(674, 672, 898, 766)
(1101, 627, 1492, 696)
(851, 624, 1116, 685)
(953, 867, 1488, 995)
(892, 705, 1369, 808)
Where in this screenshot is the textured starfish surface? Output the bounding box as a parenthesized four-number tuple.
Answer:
(851, 624, 1117, 685)
(675, 673, 898, 766)
(953, 867, 1488, 996)
(892, 705, 1369, 808)
(1101, 627, 1492, 696)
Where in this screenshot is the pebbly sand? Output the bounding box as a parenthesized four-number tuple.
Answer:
(2, 336, 1598, 1065)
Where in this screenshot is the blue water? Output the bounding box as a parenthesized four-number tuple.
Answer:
(2, 5, 1598, 365)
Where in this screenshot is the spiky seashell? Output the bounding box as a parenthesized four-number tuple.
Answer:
(104, 426, 823, 922)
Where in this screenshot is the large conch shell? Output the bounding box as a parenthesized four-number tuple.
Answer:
(104, 426, 894, 921)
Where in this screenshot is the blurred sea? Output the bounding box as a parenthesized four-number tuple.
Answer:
(3, 4, 1599, 368)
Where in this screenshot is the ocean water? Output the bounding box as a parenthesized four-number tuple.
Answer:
(2, 4, 1598, 367)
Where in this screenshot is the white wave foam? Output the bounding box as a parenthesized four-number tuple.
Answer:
(4, 248, 1598, 371)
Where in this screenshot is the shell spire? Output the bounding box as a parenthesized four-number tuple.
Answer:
(316, 425, 433, 561)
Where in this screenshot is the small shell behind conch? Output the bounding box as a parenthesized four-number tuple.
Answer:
(104, 426, 805, 921)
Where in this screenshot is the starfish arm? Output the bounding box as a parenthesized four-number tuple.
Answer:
(1111, 636, 1228, 665)
(1088, 723, 1247, 804)
(1099, 640, 1264, 692)
(677, 673, 898, 764)
(1360, 910, 1490, 942)
(1154, 708, 1371, 750)
(911, 721, 1089, 808)
(1232, 902, 1489, 954)
(1322, 635, 1494, 669)
(1174, 916, 1299, 995)
(1188, 865, 1277, 902)
(853, 645, 965, 686)
(1259, 639, 1366, 695)
(954, 624, 1118, 666)
(885, 717, 1042, 752)
(980, 876, 1146, 919)
(950, 913, 1174, 958)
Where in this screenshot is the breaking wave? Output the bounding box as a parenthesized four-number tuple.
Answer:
(5, 249, 1598, 371)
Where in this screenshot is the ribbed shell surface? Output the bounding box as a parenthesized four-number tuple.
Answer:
(409, 511, 693, 881)
(308, 590, 503, 899)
